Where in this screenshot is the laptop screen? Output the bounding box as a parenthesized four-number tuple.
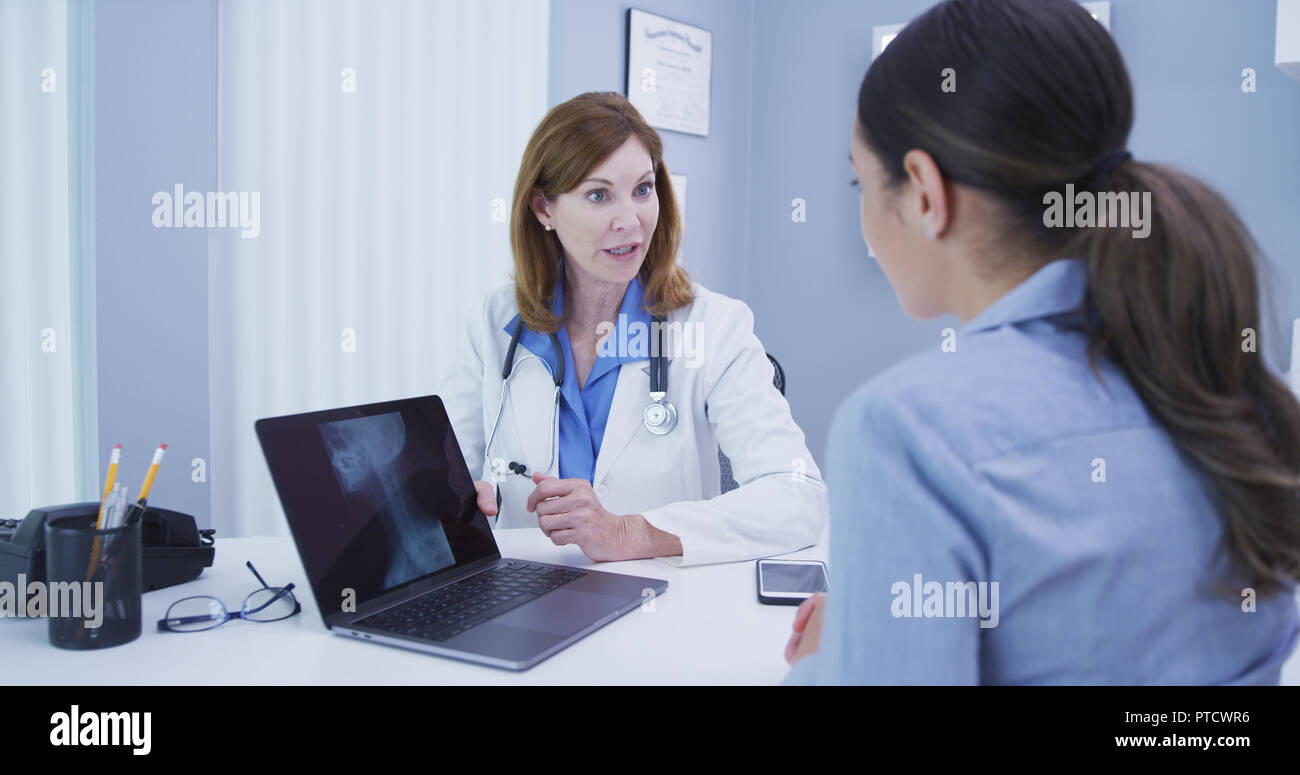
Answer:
(255, 395, 497, 618)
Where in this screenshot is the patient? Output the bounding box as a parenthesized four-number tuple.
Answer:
(784, 0, 1300, 684)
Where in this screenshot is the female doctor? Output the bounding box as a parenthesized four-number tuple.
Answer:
(437, 91, 827, 566)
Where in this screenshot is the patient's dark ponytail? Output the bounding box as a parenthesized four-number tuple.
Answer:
(857, 0, 1300, 596)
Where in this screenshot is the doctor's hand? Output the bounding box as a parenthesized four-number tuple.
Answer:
(526, 472, 632, 562)
(785, 592, 827, 665)
(473, 480, 498, 517)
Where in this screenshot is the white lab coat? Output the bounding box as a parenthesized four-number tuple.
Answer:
(436, 281, 828, 566)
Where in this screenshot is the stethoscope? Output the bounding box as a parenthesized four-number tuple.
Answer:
(484, 314, 676, 514)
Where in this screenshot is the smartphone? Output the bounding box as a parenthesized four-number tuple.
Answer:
(756, 559, 828, 605)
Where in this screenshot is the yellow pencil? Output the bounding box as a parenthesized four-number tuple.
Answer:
(95, 445, 122, 530)
(137, 443, 167, 502)
(86, 444, 122, 584)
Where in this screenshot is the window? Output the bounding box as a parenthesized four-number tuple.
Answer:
(208, 0, 550, 536)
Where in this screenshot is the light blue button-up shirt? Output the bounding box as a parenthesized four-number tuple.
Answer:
(785, 258, 1299, 684)
(502, 272, 652, 483)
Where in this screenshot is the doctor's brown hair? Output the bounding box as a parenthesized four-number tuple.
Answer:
(858, 0, 1300, 597)
(510, 91, 692, 333)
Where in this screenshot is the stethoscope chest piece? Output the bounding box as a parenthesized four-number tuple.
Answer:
(643, 395, 677, 435)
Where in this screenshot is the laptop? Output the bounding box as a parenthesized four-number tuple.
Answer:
(254, 394, 668, 671)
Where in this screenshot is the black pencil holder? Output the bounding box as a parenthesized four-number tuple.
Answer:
(44, 513, 142, 650)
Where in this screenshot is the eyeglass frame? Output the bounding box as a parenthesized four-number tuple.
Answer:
(156, 560, 302, 633)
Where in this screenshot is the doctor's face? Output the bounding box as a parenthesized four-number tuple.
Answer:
(533, 135, 659, 287)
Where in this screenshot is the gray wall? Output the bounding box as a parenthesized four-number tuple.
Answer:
(94, 0, 214, 523)
(746, 0, 952, 467)
(1120, 0, 1300, 353)
(744, 0, 1300, 465)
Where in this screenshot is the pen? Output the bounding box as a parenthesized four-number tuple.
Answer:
(86, 483, 125, 584)
(115, 485, 131, 528)
(105, 484, 123, 529)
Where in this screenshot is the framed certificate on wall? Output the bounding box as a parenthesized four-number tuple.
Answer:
(625, 9, 712, 137)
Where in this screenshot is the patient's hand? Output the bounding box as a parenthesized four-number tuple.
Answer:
(785, 593, 827, 665)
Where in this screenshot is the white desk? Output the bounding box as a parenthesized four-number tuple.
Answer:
(0, 529, 825, 685)
(5, 528, 1298, 685)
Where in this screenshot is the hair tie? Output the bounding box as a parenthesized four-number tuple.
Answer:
(1089, 149, 1132, 180)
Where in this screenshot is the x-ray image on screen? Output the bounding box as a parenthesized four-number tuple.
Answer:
(318, 411, 456, 590)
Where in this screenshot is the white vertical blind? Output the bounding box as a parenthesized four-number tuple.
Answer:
(211, 0, 549, 537)
(0, 0, 77, 517)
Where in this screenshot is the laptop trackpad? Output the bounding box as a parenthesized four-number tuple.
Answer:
(493, 589, 625, 636)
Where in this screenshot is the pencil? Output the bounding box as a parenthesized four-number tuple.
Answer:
(137, 443, 167, 502)
(96, 445, 122, 530)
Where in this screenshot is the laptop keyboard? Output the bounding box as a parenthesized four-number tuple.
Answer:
(354, 561, 585, 642)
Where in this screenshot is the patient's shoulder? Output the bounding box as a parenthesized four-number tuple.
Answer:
(841, 322, 1153, 464)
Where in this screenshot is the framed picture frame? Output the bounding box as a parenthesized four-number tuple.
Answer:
(1080, 1, 1111, 31)
(625, 8, 712, 137)
(872, 22, 905, 60)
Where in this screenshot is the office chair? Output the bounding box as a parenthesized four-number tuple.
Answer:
(719, 353, 785, 493)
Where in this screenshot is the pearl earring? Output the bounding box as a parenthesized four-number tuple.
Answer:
(545, 224, 553, 231)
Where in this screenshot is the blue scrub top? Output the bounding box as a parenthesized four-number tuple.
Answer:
(502, 271, 653, 483)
